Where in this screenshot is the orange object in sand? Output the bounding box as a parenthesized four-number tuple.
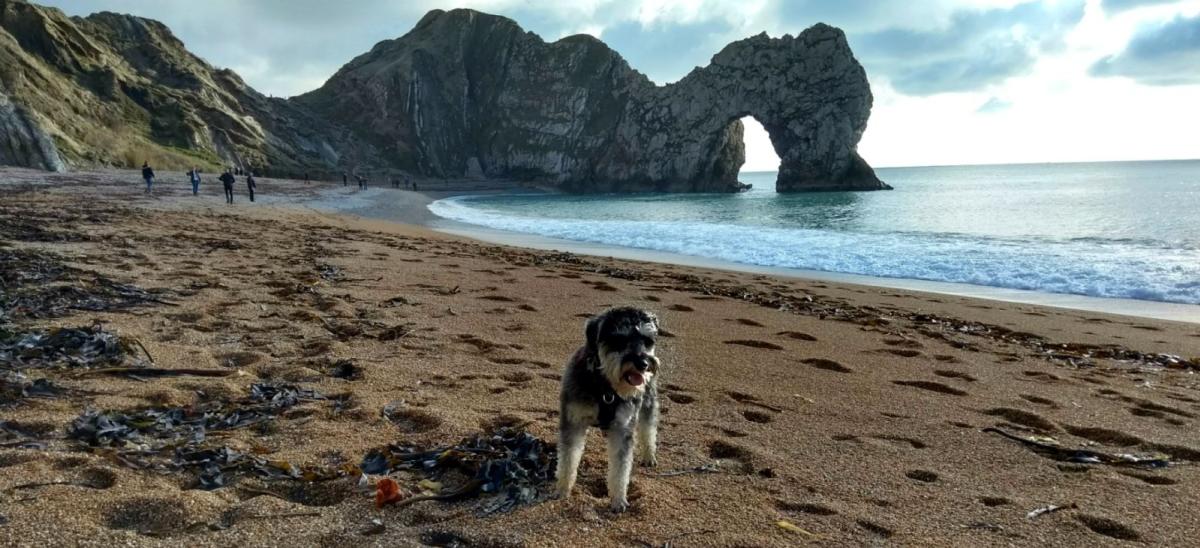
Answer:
(375, 477, 405, 508)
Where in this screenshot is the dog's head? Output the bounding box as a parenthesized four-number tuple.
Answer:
(586, 307, 660, 399)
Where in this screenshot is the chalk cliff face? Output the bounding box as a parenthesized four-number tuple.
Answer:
(0, 1, 886, 191)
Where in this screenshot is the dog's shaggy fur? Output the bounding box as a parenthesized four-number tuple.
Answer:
(555, 306, 661, 512)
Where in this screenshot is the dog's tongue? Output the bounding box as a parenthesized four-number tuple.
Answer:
(623, 370, 645, 386)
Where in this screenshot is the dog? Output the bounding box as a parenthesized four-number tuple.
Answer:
(555, 306, 661, 512)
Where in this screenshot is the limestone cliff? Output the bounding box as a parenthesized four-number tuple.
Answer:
(299, 9, 885, 192)
(0, 1, 886, 191)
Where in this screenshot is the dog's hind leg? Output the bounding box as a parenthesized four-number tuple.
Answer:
(636, 393, 659, 467)
(605, 427, 635, 512)
(555, 421, 587, 498)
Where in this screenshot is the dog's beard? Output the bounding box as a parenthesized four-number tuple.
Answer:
(599, 349, 657, 399)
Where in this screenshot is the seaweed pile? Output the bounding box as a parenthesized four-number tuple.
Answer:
(67, 382, 342, 488)
(361, 427, 557, 513)
(0, 248, 170, 321)
(0, 325, 133, 370)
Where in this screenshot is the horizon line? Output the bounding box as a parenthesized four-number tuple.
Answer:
(741, 157, 1200, 173)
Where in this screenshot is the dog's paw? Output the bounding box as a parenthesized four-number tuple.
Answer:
(638, 454, 658, 467)
(609, 497, 629, 513)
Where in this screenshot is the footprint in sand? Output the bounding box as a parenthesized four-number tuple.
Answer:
(741, 410, 773, 423)
(892, 380, 967, 396)
(666, 393, 696, 404)
(733, 318, 764, 327)
(982, 408, 1058, 431)
(104, 497, 195, 535)
(666, 304, 694, 312)
(933, 354, 961, 363)
(707, 440, 755, 473)
(801, 358, 852, 373)
(478, 294, 519, 303)
(878, 348, 922, 358)
(933, 370, 976, 382)
(870, 435, 927, 449)
(775, 500, 838, 516)
(1076, 515, 1141, 541)
(1022, 370, 1064, 382)
(1019, 394, 1059, 407)
(905, 469, 939, 482)
(776, 330, 818, 342)
(856, 520, 895, 539)
(979, 496, 1012, 507)
(724, 339, 784, 350)
(1062, 425, 1143, 446)
(1119, 470, 1178, 485)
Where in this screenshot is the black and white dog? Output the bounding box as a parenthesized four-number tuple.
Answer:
(555, 307, 661, 512)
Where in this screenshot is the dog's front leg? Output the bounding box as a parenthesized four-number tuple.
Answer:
(636, 396, 659, 467)
(605, 427, 634, 512)
(555, 421, 587, 498)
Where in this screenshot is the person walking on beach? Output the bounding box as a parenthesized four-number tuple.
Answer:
(246, 172, 257, 202)
(342, 171, 348, 186)
(187, 167, 201, 196)
(141, 162, 155, 193)
(357, 174, 366, 189)
(219, 169, 235, 204)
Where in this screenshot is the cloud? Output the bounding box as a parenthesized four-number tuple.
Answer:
(1100, 0, 1181, 13)
(976, 96, 1013, 113)
(848, 1, 1086, 95)
(601, 18, 735, 83)
(1090, 15, 1200, 85)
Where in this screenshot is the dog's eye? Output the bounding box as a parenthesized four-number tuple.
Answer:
(607, 335, 627, 348)
(642, 336, 655, 349)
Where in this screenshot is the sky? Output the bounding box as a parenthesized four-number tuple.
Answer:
(40, 0, 1200, 169)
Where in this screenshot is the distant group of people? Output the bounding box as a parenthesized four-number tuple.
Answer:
(142, 162, 256, 204)
(140, 162, 419, 201)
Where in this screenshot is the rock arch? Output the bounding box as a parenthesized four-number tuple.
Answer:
(598, 25, 889, 192)
(300, 11, 889, 193)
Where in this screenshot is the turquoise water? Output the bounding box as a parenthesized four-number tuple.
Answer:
(428, 161, 1200, 305)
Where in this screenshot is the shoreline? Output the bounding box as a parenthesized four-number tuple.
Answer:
(308, 185, 1200, 325)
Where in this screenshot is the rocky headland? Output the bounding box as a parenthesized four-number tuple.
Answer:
(0, 1, 886, 192)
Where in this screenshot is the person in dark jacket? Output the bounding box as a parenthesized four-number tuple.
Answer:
(342, 172, 348, 186)
(142, 162, 155, 193)
(246, 172, 257, 202)
(219, 170, 235, 203)
(187, 167, 201, 195)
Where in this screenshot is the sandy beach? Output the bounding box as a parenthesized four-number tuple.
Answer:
(2, 168, 1199, 547)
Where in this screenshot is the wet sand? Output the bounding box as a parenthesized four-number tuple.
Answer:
(2, 168, 1199, 546)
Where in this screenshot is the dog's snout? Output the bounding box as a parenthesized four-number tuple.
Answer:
(629, 354, 651, 371)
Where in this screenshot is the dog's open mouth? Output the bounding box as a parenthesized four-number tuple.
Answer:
(622, 370, 645, 387)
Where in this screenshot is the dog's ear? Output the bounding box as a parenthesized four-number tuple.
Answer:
(644, 310, 660, 333)
(585, 314, 603, 354)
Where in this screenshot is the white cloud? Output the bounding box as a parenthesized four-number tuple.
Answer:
(33, 0, 1200, 168)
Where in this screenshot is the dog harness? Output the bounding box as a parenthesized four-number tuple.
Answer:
(596, 390, 640, 430)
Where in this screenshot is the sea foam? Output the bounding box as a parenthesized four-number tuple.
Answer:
(429, 195, 1200, 305)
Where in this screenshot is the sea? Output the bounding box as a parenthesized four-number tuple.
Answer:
(427, 160, 1200, 308)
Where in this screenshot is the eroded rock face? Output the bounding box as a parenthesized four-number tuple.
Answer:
(299, 10, 886, 192)
(0, 0, 379, 176)
(0, 2, 885, 191)
(0, 88, 64, 171)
